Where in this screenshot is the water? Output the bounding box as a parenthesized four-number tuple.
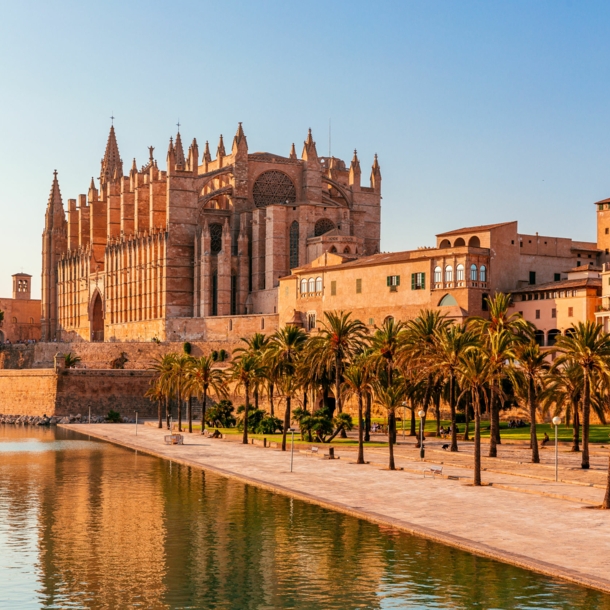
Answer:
(0, 425, 608, 610)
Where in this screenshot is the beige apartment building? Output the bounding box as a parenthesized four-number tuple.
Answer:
(279, 221, 598, 330)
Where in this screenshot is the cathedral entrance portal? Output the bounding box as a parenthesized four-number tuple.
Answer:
(90, 292, 104, 342)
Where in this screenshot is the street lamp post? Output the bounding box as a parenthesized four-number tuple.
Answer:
(552, 416, 561, 482)
(418, 409, 425, 461)
(289, 428, 296, 472)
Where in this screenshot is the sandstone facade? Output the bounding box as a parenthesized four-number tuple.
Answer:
(0, 273, 41, 343)
(41, 124, 381, 344)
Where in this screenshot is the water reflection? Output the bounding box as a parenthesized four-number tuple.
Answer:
(0, 424, 609, 609)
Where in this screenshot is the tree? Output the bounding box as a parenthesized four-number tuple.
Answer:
(230, 353, 266, 445)
(234, 333, 271, 412)
(509, 341, 550, 463)
(429, 323, 479, 451)
(169, 354, 192, 433)
(64, 352, 81, 368)
(186, 355, 227, 435)
(308, 311, 367, 421)
(457, 349, 490, 486)
(150, 354, 177, 429)
(371, 376, 406, 470)
(145, 380, 165, 429)
(469, 293, 532, 457)
(554, 321, 610, 470)
(402, 310, 450, 447)
(268, 325, 308, 450)
(342, 356, 374, 464)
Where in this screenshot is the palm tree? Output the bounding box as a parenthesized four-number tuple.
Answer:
(369, 317, 406, 445)
(402, 310, 450, 447)
(554, 321, 610, 469)
(169, 354, 192, 432)
(145, 380, 165, 429)
(186, 355, 227, 434)
(457, 349, 490, 486)
(150, 353, 177, 429)
(230, 353, 265, 444)
(509, 341, 550, 464)
(308, 311, 367, 420)
(430, 323, 479, 451)
(64, 352, 81, 368)
(469, 293, 532, 457)
(234, 333, 270, 412)
(342, 356, 374, 464)
(269, 325, 308, 451)
(371, 376, 406, 470)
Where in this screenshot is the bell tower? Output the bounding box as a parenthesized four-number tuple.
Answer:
(596, 197, 610, 264)
(12, 273, 31, 300)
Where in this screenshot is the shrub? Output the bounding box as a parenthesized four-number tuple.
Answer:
(236, 404, 265, 432)
(206, 400, 236, 428)
(106, 410, 121, 423)
(218, 349, 228, 362)
(256, 415, 283, 435)
(211, 350, 219, 361)
(183, 342, 191, 354)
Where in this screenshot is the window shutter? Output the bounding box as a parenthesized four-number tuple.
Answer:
(396, 275, 400, 286)
(387, 276, 391, 287)
(421, 273, 425, 289)
(411, 274, 415, 289)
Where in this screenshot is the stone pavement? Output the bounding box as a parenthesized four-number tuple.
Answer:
(63, 423, 610, 594)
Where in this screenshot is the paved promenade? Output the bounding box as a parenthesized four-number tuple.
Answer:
(63, 423, 610, 594)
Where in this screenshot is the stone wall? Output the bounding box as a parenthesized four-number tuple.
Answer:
(0, 368, 155, 418)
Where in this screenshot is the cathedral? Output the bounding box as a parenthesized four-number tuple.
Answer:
(41, 124, 382, 342)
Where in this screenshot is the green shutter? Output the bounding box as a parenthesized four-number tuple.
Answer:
(387, 276, 391, 287)
(411, 274, 415, 289)
(396, 275, 400, 286)
(420, 273, 425, 289)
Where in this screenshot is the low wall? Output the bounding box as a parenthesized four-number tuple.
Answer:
(0, 369, 156, 418)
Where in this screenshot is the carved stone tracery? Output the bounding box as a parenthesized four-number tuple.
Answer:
(252, 171, 296, 208)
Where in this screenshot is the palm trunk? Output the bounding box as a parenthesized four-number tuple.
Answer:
(388, 410, 396, 470)
(434, 392, 441, 436)
(488, 382, 497, 457)
(364, 393, 371, 442)
(269, 383, 275, 417)
(474, 389, 481, 486)
(200, 387, 207, 434)
(254, 387, 259, 412)
(463, 395, 470, 441)
(416, 375, 433, 448)
(529, 377, 539, 464)
(572, 401, 580, 452)
(582, 375, 590, 469)
(389, 410, 397, 445)
(449, 374, 458, 452)
(165, 397, 170, 430)
(242, 383, 249, 444)
(602, 455, 610, 509)
(336, 355, 348, 438)
(410, 404, 416, 436)
(281, 395, 291, 451)
(188, 396, 193, 433)
(158, 399, 162, 429)
(177, 390, 182, 432)
(357, 392, 365, 464)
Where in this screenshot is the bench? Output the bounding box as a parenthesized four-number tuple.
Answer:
(164, 434, 184, 445)
(423, 465, 443, 478)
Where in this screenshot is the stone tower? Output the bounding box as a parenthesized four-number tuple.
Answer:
(41, 171, 67, 340)
(12, 273, 32, 299)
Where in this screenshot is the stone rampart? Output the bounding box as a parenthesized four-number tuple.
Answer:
(0, 369, 155, 418)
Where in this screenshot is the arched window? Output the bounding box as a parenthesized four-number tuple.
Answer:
(434, 266, 442, 283)
(314, 218, 335, 236)
(439, 239, 451, 248)
(329, 246, 337, 253)
(211, 271, 218, 316)
(470, 264, 478, 281)
(445, 265, 453, 283)
(12, 317, 17, 324)
(252, 171, 297, 208)
(439, 294, 458, 306)
(316, 277, 323, 292)
(231, 273, 237, 315)
(534, 330, 545, 346)
(456, 264, 464, 281)
(289, 221, 299, 269)
(308, 278, 315, 294)
(454, 237, 465, 247)
(343, 246, 351, 254)
(469, 236, 481, 247)
(480, 265, 487, 282)
(300, 279, 308, 294)
(210, 223, 223, 254)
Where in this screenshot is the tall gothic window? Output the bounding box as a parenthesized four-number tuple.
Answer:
(211, 271, 218, 316)
(314, 218, 335, 237)
(210, 223, 223, 254)
(289, 221, 299, 269)
(252, 171, 297, 208)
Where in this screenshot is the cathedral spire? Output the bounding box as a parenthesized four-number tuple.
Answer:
(349, 149, 361, 187)
(174, 131, 185, 168)
(289, 143, 297, 160)
(370, 153, 381, 192)
(232, 122, 248, 154)
(130, 158, 138, 176)
(100, 124, 123, 184)
(167, 136, 176, 170)
(203, 140, 212, 163)
(302, 128, 318, 161)
(88, 176, 98, 203)
(217, 134, 226, 158)
(45, 170, 65, 228)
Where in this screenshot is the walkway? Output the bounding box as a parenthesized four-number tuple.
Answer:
(62, 423, 610, 594)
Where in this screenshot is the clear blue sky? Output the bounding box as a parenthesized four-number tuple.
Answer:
(1, 0, 610, 297)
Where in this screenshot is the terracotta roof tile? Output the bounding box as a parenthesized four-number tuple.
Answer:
(436, 221, 515, 237)
(509, 277, 601, 294)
